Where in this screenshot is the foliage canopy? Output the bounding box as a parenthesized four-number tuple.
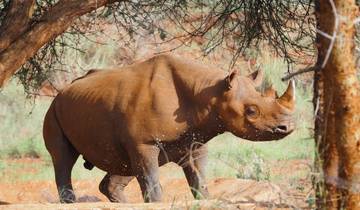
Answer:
(0, 0, 315, 93)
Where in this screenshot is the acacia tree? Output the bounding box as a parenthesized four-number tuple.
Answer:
(0, 0, 116, 87)
(0, 0, 190, 91)
(314, 0, 360, 209)
(0, 0, 314, 92)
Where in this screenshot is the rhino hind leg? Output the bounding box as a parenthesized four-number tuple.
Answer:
(180, 144, 209, 200)
(52, 141, 79, 203)
(99, 174, 134, 202)
(43, 102, 79, 203)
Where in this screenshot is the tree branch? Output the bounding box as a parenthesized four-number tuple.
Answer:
(281, 65, 318, 81)
(0, 0, 35, 53)
(0, 0, 120, 87)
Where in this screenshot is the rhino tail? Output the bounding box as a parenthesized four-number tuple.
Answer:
(83, 157, 94, 170)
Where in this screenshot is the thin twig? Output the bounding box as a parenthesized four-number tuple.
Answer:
(281, 65, 318, 81)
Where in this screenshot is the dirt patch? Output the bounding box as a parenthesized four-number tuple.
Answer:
(0, 177, 309, 209)
(0, 200, 249, 210)
(0, 158, 313, 209)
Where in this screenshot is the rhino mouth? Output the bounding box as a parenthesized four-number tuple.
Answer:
(258, 131, 292, 141)
(266, 127, 294, 140)
(271, 124, 295, 135)
(273, 125, 288, 133)
(240, 126, 294, 141)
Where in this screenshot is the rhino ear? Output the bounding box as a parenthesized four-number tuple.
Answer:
(225, 70, 238, 90)
(247, 69, 263, 87)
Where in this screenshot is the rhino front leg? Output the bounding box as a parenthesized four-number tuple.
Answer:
(181, 144, 209, 199)
(99, 174, 134, 202)
(130, 144, 162, 202)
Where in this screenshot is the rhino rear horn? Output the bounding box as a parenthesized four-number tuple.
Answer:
(263, 85, 278, 98)
(277, 80, 295, 110)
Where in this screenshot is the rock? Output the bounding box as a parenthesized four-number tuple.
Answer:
(209, 178, 285, 204)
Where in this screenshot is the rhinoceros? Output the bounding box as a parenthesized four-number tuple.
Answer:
(43, 54, 295, 203)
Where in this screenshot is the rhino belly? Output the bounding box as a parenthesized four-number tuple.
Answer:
(70, 134, 132, 175)
(57, 105, 133, 175)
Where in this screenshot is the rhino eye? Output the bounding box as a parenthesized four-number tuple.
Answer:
(245, 105, 259, 118)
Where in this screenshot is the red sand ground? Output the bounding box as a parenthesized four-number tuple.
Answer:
(0, 178, 308, 209)
(0, 158, 312, 209)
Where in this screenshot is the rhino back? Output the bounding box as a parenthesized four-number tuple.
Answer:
(53, 56, 194, 173)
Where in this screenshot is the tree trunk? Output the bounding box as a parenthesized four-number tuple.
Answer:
(313, 58, 326, 208)
(316, 0, 360, 209)
(0, 0, 119, 88)
(314, 66, 340, 209)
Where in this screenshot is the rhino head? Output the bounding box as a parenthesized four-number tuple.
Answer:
(217, 70, 296, 141)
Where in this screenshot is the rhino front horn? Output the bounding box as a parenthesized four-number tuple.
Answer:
(277, 80, 295, 110)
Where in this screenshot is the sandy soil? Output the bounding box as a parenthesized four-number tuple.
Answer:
(0, 158, 312, 209)
(0, 177, 311, 209)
